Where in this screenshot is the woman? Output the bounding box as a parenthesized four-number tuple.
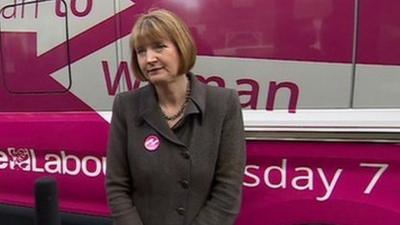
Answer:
(106, 9, 246, 225)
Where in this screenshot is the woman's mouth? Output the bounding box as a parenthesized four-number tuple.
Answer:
(147, 67, 163, 76)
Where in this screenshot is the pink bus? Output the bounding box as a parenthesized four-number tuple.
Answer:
(1, 0, 399, 224)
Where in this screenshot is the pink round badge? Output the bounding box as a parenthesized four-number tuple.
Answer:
(144, 135, 160, 151)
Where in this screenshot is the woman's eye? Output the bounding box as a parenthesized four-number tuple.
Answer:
(155, 44, 166, 51)
(136, 48, 145, 55)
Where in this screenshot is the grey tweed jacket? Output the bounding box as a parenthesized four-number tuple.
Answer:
(106, 73, 246, 225)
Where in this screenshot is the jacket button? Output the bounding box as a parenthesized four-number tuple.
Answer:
(181, 151, 190, 159)
(176, 207, 186, 215)
(180, 179, 189, 189)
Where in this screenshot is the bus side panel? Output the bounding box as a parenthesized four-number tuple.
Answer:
(237, 141, 400, 225)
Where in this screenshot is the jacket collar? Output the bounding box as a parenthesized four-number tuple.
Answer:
(137, 72, 206, 146)
(186, 72, 206, 119)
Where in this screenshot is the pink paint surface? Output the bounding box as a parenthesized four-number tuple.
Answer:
(236, 141, 400, 225)
(0, 112, 110, 216)
(358, 1, 400, 65)
(2, 137, 400, 222)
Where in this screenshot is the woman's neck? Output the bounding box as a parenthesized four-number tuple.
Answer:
(155, 75, 189, 108)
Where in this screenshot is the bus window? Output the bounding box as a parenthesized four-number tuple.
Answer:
(354, 0, 400, 108)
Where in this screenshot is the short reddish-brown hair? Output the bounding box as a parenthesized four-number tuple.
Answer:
(129, 9, 197, 81)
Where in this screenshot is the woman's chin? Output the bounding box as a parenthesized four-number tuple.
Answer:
(146, 72, 162, 79)
(147, 73, 177, 85)
(147, 75, 168, 85)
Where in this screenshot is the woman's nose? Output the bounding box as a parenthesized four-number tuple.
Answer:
(146, 50, 157, 63)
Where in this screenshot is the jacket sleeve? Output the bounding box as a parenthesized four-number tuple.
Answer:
(192, 90, 246, 225)
(106, 94, 144, 225)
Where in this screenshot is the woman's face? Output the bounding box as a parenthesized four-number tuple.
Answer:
(136, 39, 181, 84)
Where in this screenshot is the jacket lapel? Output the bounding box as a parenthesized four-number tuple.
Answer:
(189, 73, 206, 122)
(138, 85, 185, 147)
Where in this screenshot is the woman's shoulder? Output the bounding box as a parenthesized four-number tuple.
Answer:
(116, 85, 151, 102)
(203, 84, 237, 101)
(197, 84, 239, 116)
(190, 72, 237, 101)
(112, 85, 152, 117)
